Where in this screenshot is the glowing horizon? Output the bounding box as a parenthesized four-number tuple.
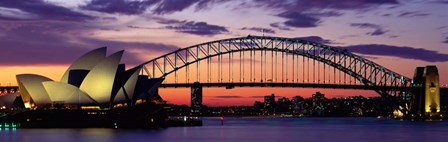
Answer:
(1, 0, 447, 106)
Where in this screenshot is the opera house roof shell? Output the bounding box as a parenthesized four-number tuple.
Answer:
(14, 47, 163, 109)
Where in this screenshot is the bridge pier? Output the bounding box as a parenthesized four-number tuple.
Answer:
(410, 66, 442, 120)
(191, 82, 202, 116)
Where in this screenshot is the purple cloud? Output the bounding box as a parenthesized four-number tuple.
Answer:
(81, 0, 161, 15)
(154, 0, 202, 14)
(80, 38, 180, 65)
(295, 36, 448, 62)
(272, 11, 342, 29)
(241, 27, 275, 34)
(340, 44, 448, 62)
(81, 0, 225, 15)
(269, 23, 291, 31)
(444, 37, 448, 44)
(163, 20, 228, 36)
(255, 0, 399, 11)
(248, 95, 283, 98)
(0, 22, 179, 66)
(255, 0, 398, 29)
(0, 0, 95, 21)
(127, 25, 158, 29)
(294, 36, 334, 44)
(304, 11, 343, 17)
(434, 0, 448, 4)
(398, 11, 429, 17)
(350, 23, 388, 36)
(132, 17, 228, 36)
(276, 11, 320, 28)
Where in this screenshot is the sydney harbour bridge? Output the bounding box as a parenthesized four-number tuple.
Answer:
(1, 35, 446, 118)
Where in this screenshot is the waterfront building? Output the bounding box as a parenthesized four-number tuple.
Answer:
(191, 82, 202, 116)
(291, 96, 305, 115)
(312, 92, 326, 116)
(264, 94, 276, 109)
(13, 47, 164, 110)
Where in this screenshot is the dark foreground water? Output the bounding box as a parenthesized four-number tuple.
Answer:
(1, 117, 448, 142)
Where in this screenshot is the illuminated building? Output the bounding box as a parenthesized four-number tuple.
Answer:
(312, 92, 326, 116)
(14, 47, 164, 109)
(291, 96, 305, 115)
(264, 94, 276, 109)
(191, 82, 202, 115)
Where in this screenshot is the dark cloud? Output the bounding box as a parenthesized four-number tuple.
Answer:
(0, 22, 179, 66)
(255, 0, 398, 28)
(248, 95, 283, 98)
(0, 0, 95, 21)
(434, 0, 448, 4)
(294, 36, 334, 44)
(241, 27, 275, 34)
(212, 96, 243, 99)
(82, 0, 398, 16)
(0, 24, 91, 65)
(444, 37, 448, 44)
(276, 11, 320, 28)
(81, 0, 226, 15)
(101, 17, 118, 21)
(437, 26, 446, 30)
(304, 11, 343, 17)
(293, 36, 448, 62)
(132, 17, 228, 36)
(81, 0, 161, 15)
(269, 23, 291, 31)
(255, 0, 399, 11)
(389, 35, 399, 38)
(382, 14, 392, 17)
(164, 20, 228, 36)
(398, 11, 429, 17)
(127, 25, 159, 29)
(247, 96, 262, 98)
(80, 38, 180, 65)
(154, 0, 203, 14)
(350, 23, 388, 36)
(272, 11, 342, 29)
(340, 44, 448, 62)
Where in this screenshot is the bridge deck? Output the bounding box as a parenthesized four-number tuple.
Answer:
(2, 85, 447, 92)
(159, 83, 417, 91)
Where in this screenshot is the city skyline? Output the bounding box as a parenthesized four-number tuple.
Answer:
(1, 0, 448, 106)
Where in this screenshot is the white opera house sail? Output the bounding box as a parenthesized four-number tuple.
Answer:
(14, 47, 164, 109)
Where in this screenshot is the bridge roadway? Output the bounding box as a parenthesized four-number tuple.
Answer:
(159, 82, 418, 91)
(2, 85, 448, 94)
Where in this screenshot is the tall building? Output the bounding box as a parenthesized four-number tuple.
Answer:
(264, 94, 276, 109)
(291, 96, 305, 115)
(191, 82, 202, 115)
(312, 92, 326, 116)
(277, 97, 291, 113)
(263, 94, 276, 114)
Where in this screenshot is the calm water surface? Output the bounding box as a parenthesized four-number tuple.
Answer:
(1, 117, 448, 142)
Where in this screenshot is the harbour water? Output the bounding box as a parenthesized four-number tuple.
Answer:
(1, 117, 448, 142)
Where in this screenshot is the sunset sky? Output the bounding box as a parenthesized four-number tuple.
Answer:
(1, 0, 448, 106)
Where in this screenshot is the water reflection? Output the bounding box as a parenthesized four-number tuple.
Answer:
(1, 118, 448, 142)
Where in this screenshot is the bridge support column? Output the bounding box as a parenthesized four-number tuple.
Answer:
(410, 66, 441, 119)
(191, 82, 202, 116)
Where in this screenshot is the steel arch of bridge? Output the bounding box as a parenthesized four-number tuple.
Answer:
(139, 35, 412, 96)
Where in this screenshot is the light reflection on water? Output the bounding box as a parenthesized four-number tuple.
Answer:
(1, 117, 448, 142)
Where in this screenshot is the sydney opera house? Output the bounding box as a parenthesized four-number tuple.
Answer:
(0, 47, 167, 128)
